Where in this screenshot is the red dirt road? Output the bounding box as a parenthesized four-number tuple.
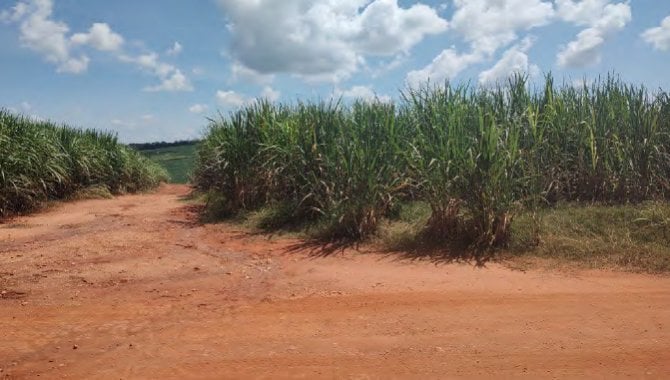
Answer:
(1, 185, 669, 379)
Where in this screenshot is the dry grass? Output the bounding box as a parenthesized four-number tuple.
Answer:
(507, 202, 670, 273)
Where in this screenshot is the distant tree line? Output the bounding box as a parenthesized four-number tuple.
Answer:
(129, 139, 200, 151)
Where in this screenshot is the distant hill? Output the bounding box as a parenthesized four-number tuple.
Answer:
(129, 140, 200, 151)
(133, 141, 198, 184)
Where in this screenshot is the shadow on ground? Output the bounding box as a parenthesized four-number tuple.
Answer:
(182, 199, 493, 268)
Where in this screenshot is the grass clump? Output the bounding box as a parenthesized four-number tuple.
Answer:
(0, 110, 168, 218)
(509, 202, 670, 273)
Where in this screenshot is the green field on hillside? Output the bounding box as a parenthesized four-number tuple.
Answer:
(139, 143, 197, 184)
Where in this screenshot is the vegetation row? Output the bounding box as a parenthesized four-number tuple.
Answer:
(0, 110, 168, 218)
(194, 74, 670, 249)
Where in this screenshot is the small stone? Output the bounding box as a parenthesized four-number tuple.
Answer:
(193, 267, 200, 271)
(72, 344, 78, 350)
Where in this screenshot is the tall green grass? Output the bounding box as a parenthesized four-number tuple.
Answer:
(0, 110, 168, 217)
(195, 74, 670, 248)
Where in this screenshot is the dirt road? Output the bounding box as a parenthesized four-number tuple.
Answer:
(1, 185, 668, 379)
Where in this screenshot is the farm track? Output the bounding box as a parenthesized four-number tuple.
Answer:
(1, 184, 669, 379)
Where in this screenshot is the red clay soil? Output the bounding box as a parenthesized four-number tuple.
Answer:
(1, 184, 668, 379)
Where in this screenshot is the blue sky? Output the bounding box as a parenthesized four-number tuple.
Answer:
(1, 0, 669, 143)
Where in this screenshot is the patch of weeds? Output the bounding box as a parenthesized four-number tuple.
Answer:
(507, 202, 670, 273)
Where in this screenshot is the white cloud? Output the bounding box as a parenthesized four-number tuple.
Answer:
(449, 0, 554, 55)
(120, 53, 193, 92)
(479, 37, 539, 85)
(556, 0, 608, 26)
(260, 86, 281, 102)
(216, 90, 248, 108)
(166, 41, 182, 56)
(216, 0, 447, 82)
(58, 55, 90, 74)
(370, 54, 407, 78)
(120, 53, 172, 77)
(2, 0, 89, 73)
(215, 87, 281, 108)
(334, 85, 392, 102)
(189, 104, 208, 114)
(408, 0, 553, 87)
(141, 114, 155, 122)
(642, 16, 670, 52)
(0, 2, 29, 22)
(1, 0, 192, 91)
(355, 0, 449, 55)
(406, 48, 482, 87)
(71, 23, 124, 51)
(145, 69, 193, 92)
(19, 101, 32, 112)
(556, 1, 632, 68)
(231, 61, 275, 84)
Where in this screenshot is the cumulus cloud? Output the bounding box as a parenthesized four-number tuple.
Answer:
(1, 0, 89, 73)
(334, 85, 392, 102)
(231, 61, 275, 85)
(407, 0, 552, 86)
(479, 37, 539, 85)
(1, 0, 192, 91)
(260, 86, 281, 102)
(217, 0, 447, 82)
(449, 0, 554, 55)
(406, 48, 482, 87)
(145, 70, 192, 92)
(71, 22, 124, 51)
(119, 53, 193, 92)
(215, 87, 284, 109)
(57, 56, 90, 74)
(166, 41, 182, 56)
(556, 1, 632, 67)
(642, 15, 670, 52)
(19, 101, 32, 112)
(189, 104, 208, 114)
(216, 90, 248, 108)
(556, 0, 608, 25)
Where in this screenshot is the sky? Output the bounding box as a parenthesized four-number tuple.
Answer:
(1, 0, 670, 143)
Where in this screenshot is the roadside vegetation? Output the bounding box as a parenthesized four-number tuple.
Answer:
(0, 110, 168, 218)
(190, 74, 670, 271)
